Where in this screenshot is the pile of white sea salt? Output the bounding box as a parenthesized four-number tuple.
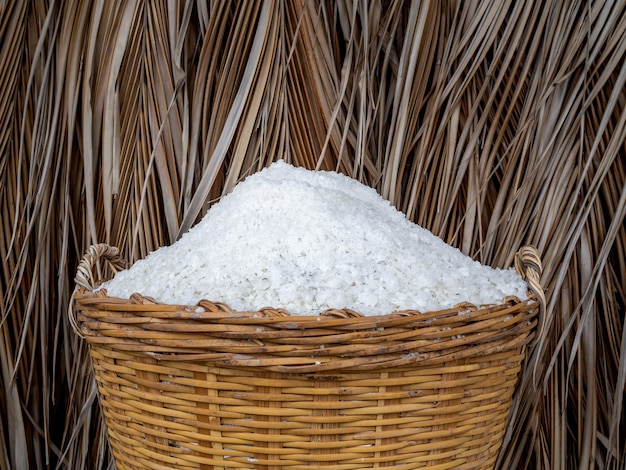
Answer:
(101, 161, 527, 315)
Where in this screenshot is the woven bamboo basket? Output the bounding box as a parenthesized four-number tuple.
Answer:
(71, 243, 545, 470)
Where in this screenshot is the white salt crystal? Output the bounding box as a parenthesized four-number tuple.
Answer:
(101, 161, 528, 315)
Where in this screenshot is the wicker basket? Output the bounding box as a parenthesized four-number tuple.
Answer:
(71, 244, 545, 470)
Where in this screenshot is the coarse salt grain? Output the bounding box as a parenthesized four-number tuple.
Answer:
(101, 161, 527, 315)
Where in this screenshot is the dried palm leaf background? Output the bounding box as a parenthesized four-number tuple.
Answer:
(0, 0, 624, 468)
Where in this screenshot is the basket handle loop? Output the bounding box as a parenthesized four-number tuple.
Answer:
(74, 243, 126, 291)
(70, 244, 127, 337)
(514, 245, 546, 343)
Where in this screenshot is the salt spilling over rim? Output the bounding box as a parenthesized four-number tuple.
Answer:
(100, 161, 528, 316)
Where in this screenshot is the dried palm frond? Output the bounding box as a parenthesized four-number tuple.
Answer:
(0, 3, 30, 468)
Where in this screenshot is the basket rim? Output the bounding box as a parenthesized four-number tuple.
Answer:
(72, 286, 540, 369)
(73, 286, 537, 320)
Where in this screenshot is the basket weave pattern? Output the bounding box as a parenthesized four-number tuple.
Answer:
(72, 244, 543, 469)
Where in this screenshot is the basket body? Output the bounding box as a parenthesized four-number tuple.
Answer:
(73, 290, 539, 470)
